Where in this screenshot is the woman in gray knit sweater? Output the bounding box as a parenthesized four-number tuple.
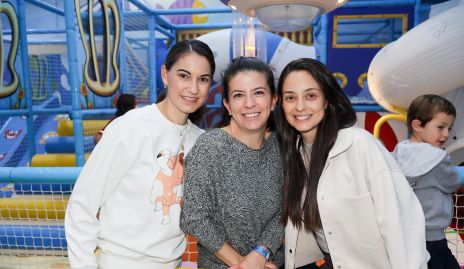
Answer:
(180, 57, 284, 269)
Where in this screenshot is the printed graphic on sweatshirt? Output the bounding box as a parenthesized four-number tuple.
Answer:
(150, 149, 185, 224)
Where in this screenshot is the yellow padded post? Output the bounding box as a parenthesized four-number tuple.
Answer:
(31, 154, 90, 167)
(57, 120, 109, 136)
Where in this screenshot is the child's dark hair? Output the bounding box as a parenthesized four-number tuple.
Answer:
(218, 56, 276, 130)
(157, 39, 215, 125)
(407, 94, 456, 133)
(115, 93, 136, 117)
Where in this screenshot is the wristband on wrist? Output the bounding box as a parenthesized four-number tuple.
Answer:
(252, 245, 270, 261)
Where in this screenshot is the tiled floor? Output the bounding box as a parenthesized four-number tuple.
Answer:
(0, 256, 198, 269)
(1, 236, 464, 269)
(0, 256, 69, 269)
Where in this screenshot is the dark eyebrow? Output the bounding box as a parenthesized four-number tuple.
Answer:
(305, 88, 320, 92)
(177, 68, 211, 78)
(176, 69, 191, 75)
(231, 87, 266, 93)
(283, 87, 319, 94)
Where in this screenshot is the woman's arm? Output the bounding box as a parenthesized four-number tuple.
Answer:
(181, 139, 235, 261)
(363, 137, 428, 269)
(65, 126, 140, 269)
(228, 250, 267, 269)
(257, 209, 284, 257)
(215, 241, 244, 266)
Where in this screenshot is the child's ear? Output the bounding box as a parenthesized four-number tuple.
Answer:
(411, 119, 423, 132)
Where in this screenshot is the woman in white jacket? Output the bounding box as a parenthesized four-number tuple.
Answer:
(275, 58, 428, 269)
(65, 39, 215, 269)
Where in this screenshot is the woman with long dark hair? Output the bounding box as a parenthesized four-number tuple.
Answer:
(275, 58, 428, 269)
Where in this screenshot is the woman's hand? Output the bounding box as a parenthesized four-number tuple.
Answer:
(264, 261, 278, 269)
(215, 242, 243, 266)
(228, 250, 267, 269)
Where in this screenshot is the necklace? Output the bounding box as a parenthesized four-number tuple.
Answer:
(174, 122, 188, 137)
(176, 123, 188, 153)
(158, 101, 189, 136)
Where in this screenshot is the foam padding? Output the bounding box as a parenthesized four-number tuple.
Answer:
(14, 183, 73, 194)
(0, 197, 68, 219)
(57, 120, 109, 136)
(0, 183, 13, 198)
(45, 136, 95, 153)
(31, 153, 90, 167)
(0, 224, 66, 250)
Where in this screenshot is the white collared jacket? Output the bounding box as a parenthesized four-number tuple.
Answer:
(285, 127, 428, 269)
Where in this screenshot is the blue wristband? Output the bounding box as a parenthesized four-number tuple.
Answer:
(252, 245, 270, 261)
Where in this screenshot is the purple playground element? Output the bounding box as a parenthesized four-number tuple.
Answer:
(167, 0, 195, 24)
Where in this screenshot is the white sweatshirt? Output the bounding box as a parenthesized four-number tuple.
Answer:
(65, 104, 203, 269)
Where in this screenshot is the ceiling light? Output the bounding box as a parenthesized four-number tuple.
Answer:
(255, 4, 320, 32)
(221, 0, 348, 32)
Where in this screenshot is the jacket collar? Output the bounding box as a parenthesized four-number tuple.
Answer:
(327, 127, 354, 159)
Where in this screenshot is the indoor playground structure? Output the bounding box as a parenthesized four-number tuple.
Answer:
(0, 0, 463, 268)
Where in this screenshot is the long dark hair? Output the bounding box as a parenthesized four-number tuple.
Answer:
(218, 56, 276, 130)
(157, 39, 215, 125)
(275, 58, 356, 231)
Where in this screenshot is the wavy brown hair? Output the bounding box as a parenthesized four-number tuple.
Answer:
(217, 56, 276, 130)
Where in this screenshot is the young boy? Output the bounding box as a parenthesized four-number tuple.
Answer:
(393, 94, 461, 269)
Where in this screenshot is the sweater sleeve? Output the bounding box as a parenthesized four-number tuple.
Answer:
(65, 126, 140, 269)
(258, 205, 284, 255)
(362, 137, 428, 269)
(257, 140, 284, 255)
(180, 138, 226, 253)
(429, 154, 461, 193)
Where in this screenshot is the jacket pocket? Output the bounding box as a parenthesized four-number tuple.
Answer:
(334, 192, 384, 249)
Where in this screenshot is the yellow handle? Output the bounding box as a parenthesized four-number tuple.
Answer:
(373, 113, 407, 138)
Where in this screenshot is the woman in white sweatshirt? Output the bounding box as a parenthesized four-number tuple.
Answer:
(65, 39, 215, 269)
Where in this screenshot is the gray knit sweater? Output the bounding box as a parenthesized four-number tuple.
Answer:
(180, 128, 284, 269)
